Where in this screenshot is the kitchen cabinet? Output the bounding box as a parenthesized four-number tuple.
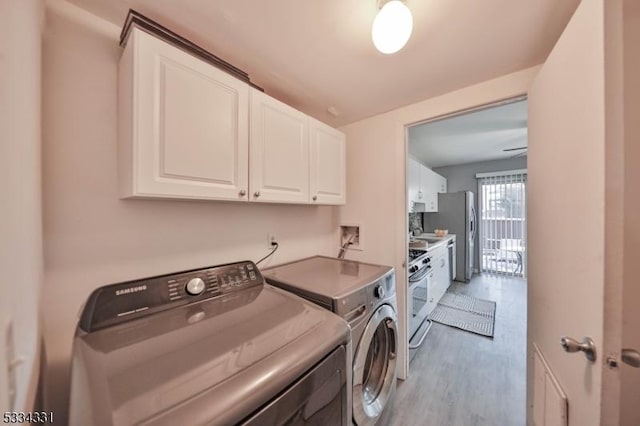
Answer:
(437, 174, 447, 193)
(249, 88, 310, 203)
(432, 244, 450, 291)
(407, 158, 421, 211)
(426, 244, 450, 313)
(309, 118, 346, 204)
(119, 28, 346, 205)
(423, 269, 438, 315)
(408, 160, 446, 212)
(119, 28, 250, 201)
(420, 166, 438, 212)
(250, 89, 346, 204)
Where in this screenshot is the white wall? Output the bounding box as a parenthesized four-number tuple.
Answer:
(41, 2, 340, 421)
(339, 66, 540, 380)
(0, 0, 44, 412)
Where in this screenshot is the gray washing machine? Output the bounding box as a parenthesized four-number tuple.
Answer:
(263, 256, 398, 426)
(68, 260, 351, 425)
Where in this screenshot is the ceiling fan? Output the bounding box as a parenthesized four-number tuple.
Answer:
(503, 146, 527, 158)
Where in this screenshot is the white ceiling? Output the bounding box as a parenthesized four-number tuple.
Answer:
(408, 99, 528, 168)
(63, 0, 579, 127)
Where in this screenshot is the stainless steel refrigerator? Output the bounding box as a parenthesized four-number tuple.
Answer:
(422, 191, 476, 282)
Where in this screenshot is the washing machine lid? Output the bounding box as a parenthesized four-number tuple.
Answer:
(70, 270, 349, 426)
(263, 256, 393, 304)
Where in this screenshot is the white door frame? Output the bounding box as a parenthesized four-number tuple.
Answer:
(403, 96, 529, 380)
(619, 1, 640, 424)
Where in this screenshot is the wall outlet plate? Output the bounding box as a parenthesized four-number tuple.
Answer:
(267, 233, 277, 249)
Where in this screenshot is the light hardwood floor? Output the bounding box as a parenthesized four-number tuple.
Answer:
(390, 274, 527, 426)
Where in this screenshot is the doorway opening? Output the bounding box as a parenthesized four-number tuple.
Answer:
(398, 97, 528, 426)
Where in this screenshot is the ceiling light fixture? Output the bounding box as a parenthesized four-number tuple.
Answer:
(372, 0, 413, 54)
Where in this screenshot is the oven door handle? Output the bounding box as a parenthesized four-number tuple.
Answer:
(409, 266, 431, 282)
(409, 320, 433, 349)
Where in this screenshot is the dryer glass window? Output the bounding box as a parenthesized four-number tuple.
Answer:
(363, 323, 393, 403)
(353, 304, 398, 425)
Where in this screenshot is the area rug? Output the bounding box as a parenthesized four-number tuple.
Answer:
(428, 292, 496, 338)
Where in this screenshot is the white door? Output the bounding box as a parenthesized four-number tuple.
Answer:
(528, 0, 637, 424)
(309, 118, 346, 205)
(249, 88, 310, 203)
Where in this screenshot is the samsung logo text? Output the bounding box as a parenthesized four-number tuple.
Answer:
(116, 285, 147, 296)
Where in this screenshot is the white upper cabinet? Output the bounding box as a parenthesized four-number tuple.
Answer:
(407, 158, 447, 212)
(249, 88, 309, 203)
(437, 174, 447, 193)
(119, 28, 249, 201)
(420, 166, 437, 212)
(407, 158, 420, 210)
(119, 29, 345, 205)
(309, 118, 346, 205)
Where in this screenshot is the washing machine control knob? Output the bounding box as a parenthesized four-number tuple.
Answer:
(374, 284, 385, 299)
(185, 278, 206, 296)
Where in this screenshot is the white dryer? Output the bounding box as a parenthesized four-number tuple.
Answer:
(264, 256, 398, 426)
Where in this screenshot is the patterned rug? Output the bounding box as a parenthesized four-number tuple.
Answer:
(428, 292, 496, 338)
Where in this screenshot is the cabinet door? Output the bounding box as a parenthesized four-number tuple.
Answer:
(418, 163, 429, 203)
(119, 28, 249, 201)
(430, 248, 450, 303)
(250, 89, 310, 203)
(309, 119, 346, 205)
(425, 270, 438, 315)
(420, 166, 438, 212)
(437, 249, 450, 288)
(438, 174, 447, 193)
(407, 158, 420, 210)
(424, 192, 438, 212)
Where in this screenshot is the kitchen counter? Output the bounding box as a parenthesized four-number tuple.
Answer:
(415, 233, 456, 252)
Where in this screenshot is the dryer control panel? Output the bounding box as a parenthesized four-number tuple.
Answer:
(78, 261, 263, 332)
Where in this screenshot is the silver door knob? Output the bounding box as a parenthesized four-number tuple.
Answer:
(312, 195, 318, 201)
(239, 189, 246, 196)
(621, 349, 640, 368)
(254, 191, 260, 198)
(560, 336, 597, 362)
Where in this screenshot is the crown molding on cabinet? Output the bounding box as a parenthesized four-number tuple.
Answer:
(120, 9, 263, 91)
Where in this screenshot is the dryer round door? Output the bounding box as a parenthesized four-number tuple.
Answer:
(352, 304, 398, 425)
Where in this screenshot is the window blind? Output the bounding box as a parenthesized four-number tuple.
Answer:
(477, 171, 527, 278)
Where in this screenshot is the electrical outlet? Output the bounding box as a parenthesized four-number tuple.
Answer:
(267, 233, 277, 249)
